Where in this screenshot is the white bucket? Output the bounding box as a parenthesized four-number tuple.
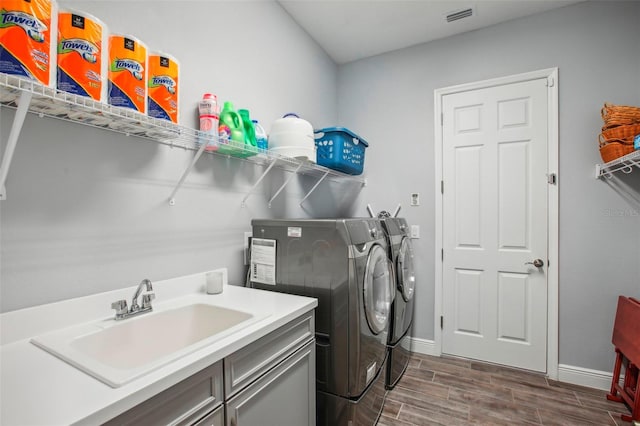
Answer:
(268, 113, 316, 162)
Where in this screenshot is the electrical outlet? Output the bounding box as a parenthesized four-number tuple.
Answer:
(244, 232, 252, 265)
(410, 193, 420, 206)
(411, 225, 420, 239)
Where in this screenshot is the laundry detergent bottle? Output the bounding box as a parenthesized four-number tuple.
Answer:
(238, 109, 257, 148)
(218, 101, 245, 146)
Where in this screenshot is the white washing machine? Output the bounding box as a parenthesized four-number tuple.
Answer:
(380, 217, 416, 389)
(249, 218, 394, 426)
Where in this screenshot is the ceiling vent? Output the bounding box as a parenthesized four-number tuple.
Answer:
(446, 7, 474, 23)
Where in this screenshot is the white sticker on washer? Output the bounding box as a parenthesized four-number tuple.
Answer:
(250, 238, 276, 285)
(287, 227, 302, 238)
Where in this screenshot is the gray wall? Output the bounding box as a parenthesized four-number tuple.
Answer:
(0, 1, 356, 312)
(3, 0, 639, 375)
(337, 1, 640, 372)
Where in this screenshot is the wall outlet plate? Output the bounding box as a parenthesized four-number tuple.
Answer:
(410, 193, 420, 206)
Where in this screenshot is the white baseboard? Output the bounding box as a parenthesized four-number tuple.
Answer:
(402, 338, 614, 392)
(557, 364, 615, 391)
(402, 336, 438, 356)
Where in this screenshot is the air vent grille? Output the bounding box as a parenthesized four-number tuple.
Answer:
(446, 8, 474, 23)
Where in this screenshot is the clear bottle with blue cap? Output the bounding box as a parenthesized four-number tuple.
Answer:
(253, 119, 268, 151)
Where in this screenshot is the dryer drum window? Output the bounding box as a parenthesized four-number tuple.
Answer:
(363, 244, 394, 334)
(398, 238, 416, 302)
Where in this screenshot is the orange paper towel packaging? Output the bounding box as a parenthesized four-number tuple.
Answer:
(108, 34, 147, 113)
(56, 8, 106, 100)
(0, 0, 57, 86)
(147, 52, 179, 123)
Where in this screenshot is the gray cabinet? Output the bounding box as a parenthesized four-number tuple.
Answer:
(103, 361, 223, 426)
(224, 312, 315, 398)
(225, 312, 315, 426)
(102, 311, 315, 426)
(226, 340, 315, 426)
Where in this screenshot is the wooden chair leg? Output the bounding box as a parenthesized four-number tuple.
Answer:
(631, 364, 640, 422)
(618, 363, 639, 422)
(608, 349, 625, 402)
(609, 296, 640, 422)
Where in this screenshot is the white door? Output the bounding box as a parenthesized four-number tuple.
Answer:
(441, 78, 549, 372)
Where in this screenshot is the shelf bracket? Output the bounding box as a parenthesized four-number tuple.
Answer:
(268, 162, 304, 208)
(0, 90, 33, 200)
(168, 135, 211, 205)
(299, 170, 329, 206)
(596, 164, 614, 179)
(241, 158, 278, 207)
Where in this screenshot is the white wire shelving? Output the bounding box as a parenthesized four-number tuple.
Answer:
(595, 150, 640, 179)
(0, 73, 366, 205)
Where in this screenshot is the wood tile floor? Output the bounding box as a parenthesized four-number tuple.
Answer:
(379, 353, 633, 426)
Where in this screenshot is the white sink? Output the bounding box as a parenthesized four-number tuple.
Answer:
(31, 303, 262, 387)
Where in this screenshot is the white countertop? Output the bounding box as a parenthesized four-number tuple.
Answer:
(0, 270, 317, 426)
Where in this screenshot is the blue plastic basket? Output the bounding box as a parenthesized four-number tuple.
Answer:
(314, 127, 368, 175)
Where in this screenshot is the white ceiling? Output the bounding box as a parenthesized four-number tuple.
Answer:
(278, 0, 582, 64)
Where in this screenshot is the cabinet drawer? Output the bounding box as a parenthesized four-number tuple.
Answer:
(104, 361, 223, 426)
(224, 312, 314, 398)
(226, 340, 316, 426)
(194, 404, 224, 426)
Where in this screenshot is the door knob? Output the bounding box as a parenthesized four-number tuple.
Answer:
(525, 259, 544, 268)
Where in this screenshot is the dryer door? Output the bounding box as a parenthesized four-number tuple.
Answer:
(363, 244, 394, 334)
(397, 237, 416, 302)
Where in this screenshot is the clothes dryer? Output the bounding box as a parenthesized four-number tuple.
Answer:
(380, 217, 416, 389)
(249, 218, 394, 426)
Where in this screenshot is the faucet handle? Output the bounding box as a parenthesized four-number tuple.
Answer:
(141, 293, 155, 309)
(111, 299, 128, 315)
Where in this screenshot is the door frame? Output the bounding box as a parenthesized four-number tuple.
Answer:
(433, 68, 559, 379)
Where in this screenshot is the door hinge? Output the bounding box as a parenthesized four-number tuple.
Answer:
(547, 173, 557, 185)
(441, 112, 444, 126)
(440, 316, 444, 329)
(546, 77, 555, 87)
(441, 248, 444, 261)
(441, 180, 444, 194)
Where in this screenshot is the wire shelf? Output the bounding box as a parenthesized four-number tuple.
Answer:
(0, 73, 365, 181)
(596, 149, 640, 178)
(0, 73, 366, 207)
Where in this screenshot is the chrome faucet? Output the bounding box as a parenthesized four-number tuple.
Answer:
(131, 279, 154, 311)
(111, 279, 155, 320)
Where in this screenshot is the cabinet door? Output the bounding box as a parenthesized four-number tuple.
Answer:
(194, 405, 224, 426)
(226, 340, 315, 426)
(103, 361, 223, 426)
(224, 312, 314, 398)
